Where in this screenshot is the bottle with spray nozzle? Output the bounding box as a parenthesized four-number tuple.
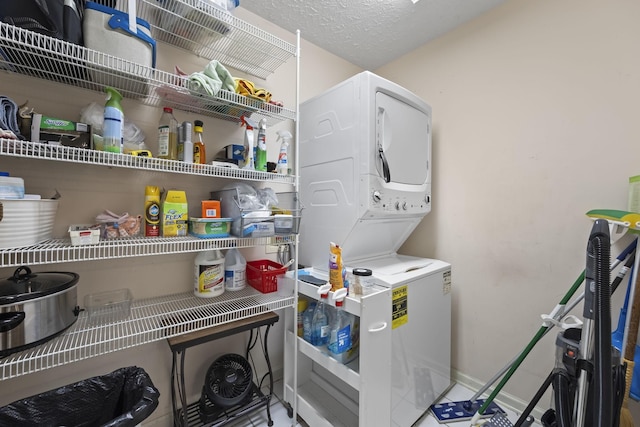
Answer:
(255, 118, 268, 172)
(103, 87, 124, 153)
(276, 130, 292, 175)
(241, 116, 257, 170)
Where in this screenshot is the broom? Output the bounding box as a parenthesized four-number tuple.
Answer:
(621, 264, 640, 427)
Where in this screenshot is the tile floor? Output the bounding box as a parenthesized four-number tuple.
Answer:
(236, 380, 540, 427)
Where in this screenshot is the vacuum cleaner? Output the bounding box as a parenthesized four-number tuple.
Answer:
(507, 219, 626, 427)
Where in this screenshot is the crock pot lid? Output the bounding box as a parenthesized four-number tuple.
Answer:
(0, 266, 79, 302)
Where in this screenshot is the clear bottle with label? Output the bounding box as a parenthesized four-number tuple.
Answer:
(328, 288, 353, 363)
(310, 284, 332, 347)
(158, 107, 178, 160)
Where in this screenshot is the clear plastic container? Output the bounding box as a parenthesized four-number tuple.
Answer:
(84, 288, 132, 324)
(352, 268, 373, 295)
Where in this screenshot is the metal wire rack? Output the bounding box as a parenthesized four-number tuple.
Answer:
(0, 139, 296, 184)
(0, 234, 295, 268)
(0, 20, 295, 125)
(137, 0, 296, 79)
(0, 288, 294, 380)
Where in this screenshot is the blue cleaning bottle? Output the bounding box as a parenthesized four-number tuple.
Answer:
(328, 288, 352, 362)
(310, 284, 332, 347)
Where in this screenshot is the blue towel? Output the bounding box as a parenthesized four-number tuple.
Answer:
(0, 96, 22, 138)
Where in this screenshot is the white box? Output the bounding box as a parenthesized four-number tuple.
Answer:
(68, 224, 101, 246)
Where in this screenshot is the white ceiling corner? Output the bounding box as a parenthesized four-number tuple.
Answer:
(239, 0, 507, 70)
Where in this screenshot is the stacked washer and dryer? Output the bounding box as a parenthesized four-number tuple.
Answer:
(296, 71, 452, 426)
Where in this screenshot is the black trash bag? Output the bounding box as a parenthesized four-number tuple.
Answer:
(0, 366, 160, 427)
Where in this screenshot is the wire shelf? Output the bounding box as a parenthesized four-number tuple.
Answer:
(0, 22, 295, 125)
(137, 0, 296, 80)
(0, 288, 295, 380)
(0, 234, 295, 268)
(0, 139, 296, 184)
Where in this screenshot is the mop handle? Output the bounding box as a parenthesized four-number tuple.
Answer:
(469, 239, 636, 422)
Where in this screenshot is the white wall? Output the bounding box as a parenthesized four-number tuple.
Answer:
(378, 0, 640, 411)
(0, 8, 359, 425)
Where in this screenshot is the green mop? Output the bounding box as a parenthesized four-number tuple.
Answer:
(458, 236, 638, 426)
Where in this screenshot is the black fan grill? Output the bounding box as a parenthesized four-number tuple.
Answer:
(204, 353, 253, 408)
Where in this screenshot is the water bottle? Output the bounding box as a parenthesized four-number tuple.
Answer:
(302, 301, 317, 343)
(328, 288, 352, 363)
(310, 284, 332, 347)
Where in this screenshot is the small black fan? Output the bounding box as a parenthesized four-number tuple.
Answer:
(204, 353, 253, 408)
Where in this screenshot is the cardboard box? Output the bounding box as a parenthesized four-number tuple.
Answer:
(161, 190, 188, 237)
(201, 200, 221, 218)
(31, 113, 93, 149)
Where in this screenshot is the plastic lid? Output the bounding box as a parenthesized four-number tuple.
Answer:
(352, 268, 373, 276)
(163, 107, 173, 113)
(194, 120, 204, 127)
(0, 172, 8, 177)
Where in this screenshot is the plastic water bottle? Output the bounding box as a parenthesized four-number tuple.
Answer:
(328, 289, 352, 362)
(310, 284, 332, 347)
(302, 301, 317, 343)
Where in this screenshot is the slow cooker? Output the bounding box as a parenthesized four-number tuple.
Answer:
(0, 266, 80, 356)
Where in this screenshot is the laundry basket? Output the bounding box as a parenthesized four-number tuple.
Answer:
(0, 366, 160, 426)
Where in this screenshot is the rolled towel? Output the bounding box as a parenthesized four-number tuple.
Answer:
(0, 96, 22, 138)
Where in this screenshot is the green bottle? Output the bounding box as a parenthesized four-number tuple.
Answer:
(103, 87, 124, 153)
(255, 118, 268, 172)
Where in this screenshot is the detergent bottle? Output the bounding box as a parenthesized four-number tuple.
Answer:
(255, 118, 268, 172)
(194, 250, 225, 298)
(276, 130, 292, 175)
(310, 283, 332, 347)
(103, 87, 124, 153)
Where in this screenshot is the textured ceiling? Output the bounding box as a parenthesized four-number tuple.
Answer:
(240, 0, 507, 70)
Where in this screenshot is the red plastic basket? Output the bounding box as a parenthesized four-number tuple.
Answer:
(246, 260, 287, 293)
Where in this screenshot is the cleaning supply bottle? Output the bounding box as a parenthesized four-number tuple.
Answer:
(158, 107, 178, 160)
(180, 121, 194, 163)
(276, 130, 292, 175)
(255, 118, 268, 172)
(194, 250, 225, 298)
(193, 120, 206, 164)
(241, 116, 256, 170)
(144, 185, 161, 237)
(224, 248, 246, 291)
(310, 283, 332, 347)
(103, 87, 124, 153)
(328, 288, 353, 363)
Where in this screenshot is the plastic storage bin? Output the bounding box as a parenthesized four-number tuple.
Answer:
(189, 217, 232, 238)
(210, 189, 302, 238)
(0, 366, 159, 426)
(84, 288, 133, 324)
(68, 224, 101, 245)
(83, 1, 157, 96)
(246, 259, 287, 293)
(0, 199, 59, 249)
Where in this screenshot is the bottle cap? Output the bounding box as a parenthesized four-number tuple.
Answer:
(352, 268, 372, 276)
(163, 107, 173, 113)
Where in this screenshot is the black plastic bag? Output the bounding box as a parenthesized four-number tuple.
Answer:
(0, 366, 160, 427)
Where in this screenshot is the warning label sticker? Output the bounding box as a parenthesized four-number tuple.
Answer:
(392, 285, 408, 329)
(443, 270, 451, 295)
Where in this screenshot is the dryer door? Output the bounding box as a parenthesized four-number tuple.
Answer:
(375, 92, 430, 185)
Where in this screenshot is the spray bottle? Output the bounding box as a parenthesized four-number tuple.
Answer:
(276, 130, 292, 175)
(103, 87, 124, 153)
(241, 116, 256, 170)
(255, 118, 268, 172)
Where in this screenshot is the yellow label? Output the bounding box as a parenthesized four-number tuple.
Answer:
(392, 285, 408, 329)
(161, 190, 188, 237)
